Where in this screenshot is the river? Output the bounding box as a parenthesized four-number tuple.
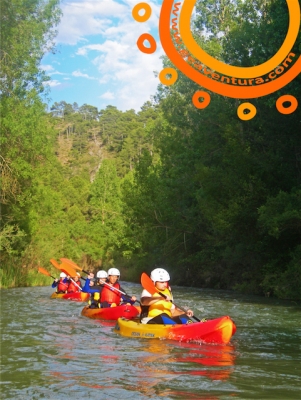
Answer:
(0, 283, 300, 399)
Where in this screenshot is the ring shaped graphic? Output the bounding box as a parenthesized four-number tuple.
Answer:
(137, 33, 157, 54)
(159, 67, 178, 85)
(276, 95, 298, 114)
(159, 0, 301, 98)
(192, 91, 211, 109)
(132, 2, 152, 22)
(180, 0, 300, 79)
(237, 103, 257, 120)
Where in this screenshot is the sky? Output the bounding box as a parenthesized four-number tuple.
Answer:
(42, 0, 164, 112)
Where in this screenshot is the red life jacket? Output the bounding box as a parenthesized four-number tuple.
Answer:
(57, 279, 69, 293)
(67, 280, 81, 293)
(100, 282, 121, 304)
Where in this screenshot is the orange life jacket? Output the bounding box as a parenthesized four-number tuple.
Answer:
(67, 280, 81, 293)
(57, 279, 69, 293)
(100, 282, 121, 305)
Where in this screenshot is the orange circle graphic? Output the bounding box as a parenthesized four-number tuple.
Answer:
(137, 33, 157, 54)
(132, 2, 152, 22)
(237, 103, 257, 120)
(192, 91, 211, 109)
(180, 0, 300, 79)
(276, 95, 298, 114)
(159, 67, 178, 85)
(159, 0, 301, 99)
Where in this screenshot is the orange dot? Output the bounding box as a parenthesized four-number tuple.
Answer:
(192, 91, 211, 109)
(237, 102, 257, 120)
(159, 67, 178, 86)
(137, 33, 157, 54)
(132, 3, 152, 22)
(276, 95, 298, 114)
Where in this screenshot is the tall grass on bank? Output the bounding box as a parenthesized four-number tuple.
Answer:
(0, 263, 51, 288)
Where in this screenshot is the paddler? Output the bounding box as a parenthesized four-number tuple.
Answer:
(82, 270, 108, 308)
(140, 268, 194, 324)
(67, 272, 82, 293)
(99, 268, 137, 308)
(52, 272, 69, 293)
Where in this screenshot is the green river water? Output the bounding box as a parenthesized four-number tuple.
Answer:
(0, 283, 300, 399)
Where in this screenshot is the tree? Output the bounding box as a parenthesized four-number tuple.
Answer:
(0, 0, 61, 267)
(0, 0, 61, 98)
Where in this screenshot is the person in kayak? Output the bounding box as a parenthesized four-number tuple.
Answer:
(52, 272, 69, 293)
(67, 272, 82, 293)
(140, 268, 194, 324)
(100, 268, 137, 308)
(83, 270, 108, 308)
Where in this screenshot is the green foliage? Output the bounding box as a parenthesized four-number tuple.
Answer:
(0, 0, 61, 97)
(0, 0, 62, 284)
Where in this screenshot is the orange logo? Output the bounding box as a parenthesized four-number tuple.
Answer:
(133, 1, 300, 120)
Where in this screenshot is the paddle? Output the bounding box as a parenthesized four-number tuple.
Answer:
(141, 272, 200, 322)
(62, 263, 138, 302)
(50, 258, 61, 269)
(60, 258, 90, 274)
(60, 258, 84, 271)
(38, 267, 57, 280)
(50, 260, 83, 291)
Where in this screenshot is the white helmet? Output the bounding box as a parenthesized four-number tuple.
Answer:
(150, 268, 170, 283)
(108, 268, 120, 277)
(96, 270, 108, 279)
(60, 272, 67, 278)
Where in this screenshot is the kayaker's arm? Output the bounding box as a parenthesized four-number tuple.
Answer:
(172, 306, 194, 318)
(118, 286, 137, 304)
(51, 279, 59, 288)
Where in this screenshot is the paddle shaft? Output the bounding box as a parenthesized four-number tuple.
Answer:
(38, 268, 56, 280)
(87, 277, 132, 299)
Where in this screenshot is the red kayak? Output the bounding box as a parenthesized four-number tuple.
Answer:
(81, 304, 141, 320)
(50, 292, 90, 302)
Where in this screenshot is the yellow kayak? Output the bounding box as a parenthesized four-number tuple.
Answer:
(50, 292, 90, 302)
(114, 315, 236, 344)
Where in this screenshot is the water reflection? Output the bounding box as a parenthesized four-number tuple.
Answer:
(138, 340, 235, 380)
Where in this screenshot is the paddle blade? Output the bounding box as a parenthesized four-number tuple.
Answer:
(60, 258, 82, 271)
(50, 259, 61, 269)
(141, 272, 158, 295)
(60, 263, 77, 277)
(38, 267, 52, 277)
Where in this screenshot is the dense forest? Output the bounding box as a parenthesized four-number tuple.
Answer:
(1, 0, 300, 300)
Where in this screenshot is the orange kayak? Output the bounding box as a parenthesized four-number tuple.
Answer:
(50, 292, 90, 302)
(81, 304, 141, 320)
(114, 315, 236, 344)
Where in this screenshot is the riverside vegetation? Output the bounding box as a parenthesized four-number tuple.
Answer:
(1, 0, 300, 300)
